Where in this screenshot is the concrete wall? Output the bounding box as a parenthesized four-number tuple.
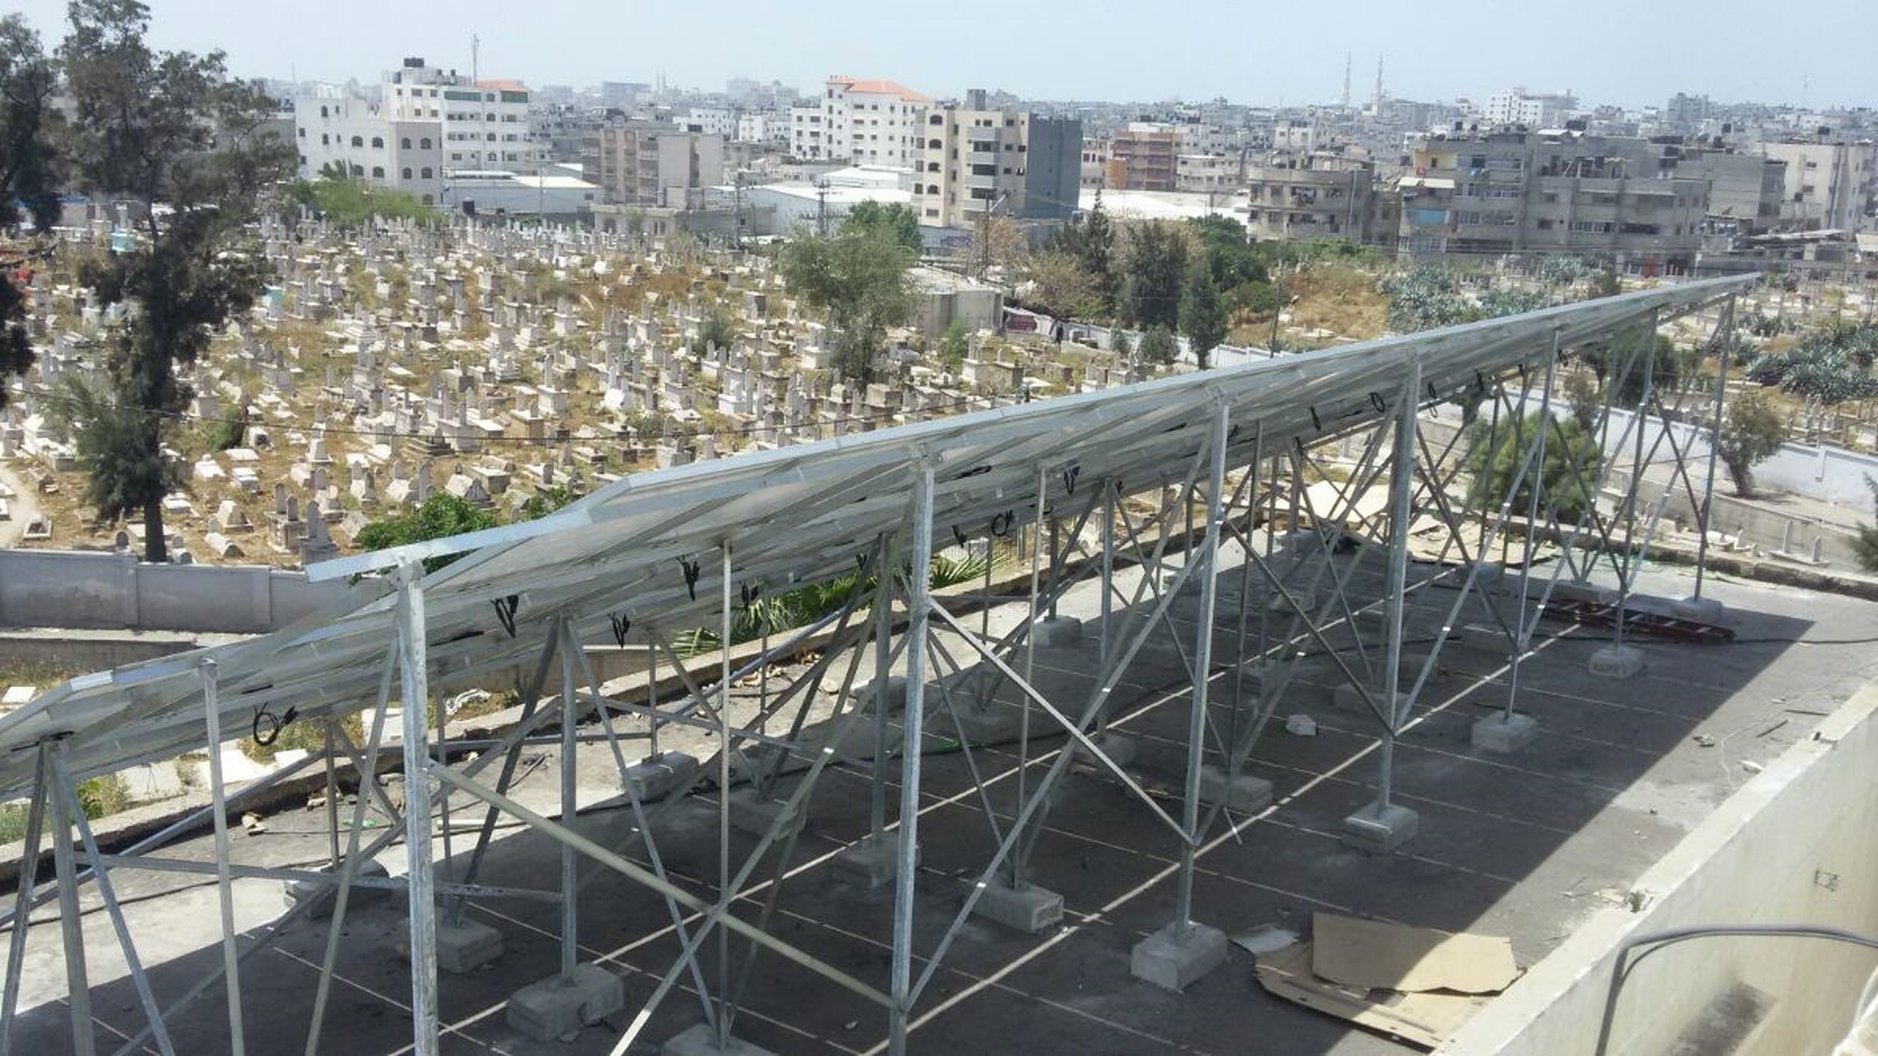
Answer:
(1440, 684, 1878, 1056)
(0, 551, 351, 634)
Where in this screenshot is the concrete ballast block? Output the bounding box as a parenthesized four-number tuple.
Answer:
(1341, 801, 1419, 851)
(728, 789, 808, 838)
(662, 1022, 778, 1056)
(1670, 595, 1725, 622)
(1031, 615, 1084, 648)
(506, 964, 626, 1041)
(971, 880, 1063, 934)
(1471, 712, 1539, 753)
(623, 750, 700, 801)
(1197, 765, 1274, 814)
(283, 858, 389, 919)
(1131, 921, 1228, 991)
(1587, 644, 1645, 678)
(435, 917, 504, 974)
(850, 675, 908, 714)
(831, 834, 909, 887)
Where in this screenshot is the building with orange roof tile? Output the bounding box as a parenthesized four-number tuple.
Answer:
(789, 75, 931, 167)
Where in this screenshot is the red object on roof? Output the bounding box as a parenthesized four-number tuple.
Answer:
(826, 75, 930, 103)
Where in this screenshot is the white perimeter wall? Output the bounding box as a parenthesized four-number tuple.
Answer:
(0, 550, 351, 633)
(1440, 683, 1878, 1055)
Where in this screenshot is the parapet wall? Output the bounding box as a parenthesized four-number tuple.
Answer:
(1440, 681, 1878, 1055)
(0, 550, 349, 634)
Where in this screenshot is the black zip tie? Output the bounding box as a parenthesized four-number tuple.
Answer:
(955, 464, 991, 479)
(1369, 391, 1387, 413)
(990, 511, 1015, 537)
(740, 582, 762, 607)
(1309, 406, 1321, 431)
(609, 614, 632, 646)
(1061, 464, 1081, 496)
(678, 557, 701, 600)
(492, 594, 519, 637)
(951, 524, 969, 549)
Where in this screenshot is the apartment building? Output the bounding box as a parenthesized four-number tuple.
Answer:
(910, 92, 1082, 228)
(1399, 129, 1707, 269)
(789, 76, 930, 166)
(1243, 154, 1378, 243)
(1479, 88, 1578, 129)
(1107, 124, 1181, 191)
(292, 56, 545, 203)
(675, 108, 737, 137)
(592, 124, 726, 207)
(383, 58, 542, 172)
(1762, 139, 1878, 231)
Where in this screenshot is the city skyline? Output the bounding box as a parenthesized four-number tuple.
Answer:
(8, 0, 1876, 112)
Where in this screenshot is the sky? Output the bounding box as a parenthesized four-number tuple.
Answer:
(9, 0, 1875, 111)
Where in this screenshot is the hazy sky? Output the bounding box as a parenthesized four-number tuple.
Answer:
(9, 0, 1874, 110)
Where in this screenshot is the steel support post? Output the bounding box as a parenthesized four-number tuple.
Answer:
(48, 744, 94, 1056)
(887, 465, 935, 1056)
(50, 753, 173, 1056)
(1373, 361, 1422, 814)
(716, 541, 734, 1049)
(0, 746, 50, 1056)
(1509, 331, 1562, 715)
(1174, 403, 1231, 931)
(559, 616, 581, 979)
(395, 560, 440, 1055)
(201, 660, 245, 1055)
(1694, 294, 1736, 600)
(1611, 312, 1660, 656)
(870, 535, 896, 846)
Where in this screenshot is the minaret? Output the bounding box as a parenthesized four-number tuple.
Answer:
(1373, 54, 1385, 113)
(1342, 53, 1352, 110)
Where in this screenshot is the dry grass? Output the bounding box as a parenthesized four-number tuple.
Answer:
(1286, 265, 1390, 340)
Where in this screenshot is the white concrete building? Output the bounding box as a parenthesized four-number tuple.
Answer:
(789, 76, 930, 166)
(675, 108, 737, 137)
(736, 112, 787, 145)
(292, 57, 543, 203)
(1480, 88, 1577, 129)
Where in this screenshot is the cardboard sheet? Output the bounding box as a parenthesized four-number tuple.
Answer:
(1310, 912, 1519, 995)
(1254, 941, 1490, 1051)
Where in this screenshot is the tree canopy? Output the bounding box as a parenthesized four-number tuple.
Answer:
(1744, 322, 1878, 406)
(0, 14, 63, 407)
(59, 0, 296, 562)
(1178, 262, 1227, 369)
(840, 200, 921, 255)
(778, 224, 916, 381)
(1117, 221, 1189, 330)
(288, 176, 437, 227)
(1715, 391, 1786, 498)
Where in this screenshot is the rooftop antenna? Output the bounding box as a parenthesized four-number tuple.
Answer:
(1373, 54, 1384, 112)
(1342, 52, 1352, 110)
(471, 34, 479, 86)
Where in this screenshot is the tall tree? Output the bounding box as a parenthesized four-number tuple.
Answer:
(779, 225, 915, 381)
(840, 200, 922, 255)
(1178, 262, 1227, 370)
(0, 14, 63, 407)
(1023, 249, 1101, 320)
(1118, 221, 1189, 330)
(60, 0, 295, 562)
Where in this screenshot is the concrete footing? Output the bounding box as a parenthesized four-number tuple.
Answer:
(623, 751, 700, 802)
(1031, 615, 1084, 648)
(1456, 623, 1517, 659)
(435, 916, 504, 974)
(831, 834, 907, 887)
(1197, 764, 1273, 813)
(971, 880, 1063, 934)
(727, 788, 808, 838)
(506, 964, 626, 1041)
(662, 1022, 779, 1056)
(282, 858, 389, 919)
(1471, 711, 1539, 753)
(1588, 644, 1645, 678)
(1341, 801, 1419, 851)
(1130, 921, 1228, 991)
(1671, 595, 1726, 622)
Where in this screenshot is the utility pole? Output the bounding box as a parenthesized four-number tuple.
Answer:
(816, 178, 828, 237)
(732, 169, 745, 250)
